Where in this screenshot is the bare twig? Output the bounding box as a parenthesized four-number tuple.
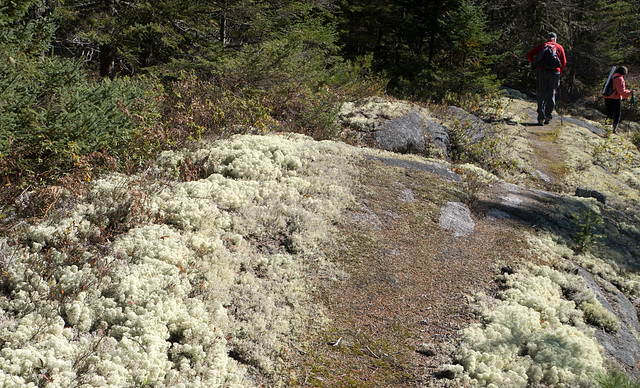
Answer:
(365, 346, 380, 359)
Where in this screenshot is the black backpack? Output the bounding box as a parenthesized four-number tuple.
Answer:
(602, 74, 619, 97)
(531, 43, 561, 71)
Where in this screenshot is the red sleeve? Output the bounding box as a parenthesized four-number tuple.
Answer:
(557, 45, 567, 74)
(614, 76, 632, 99)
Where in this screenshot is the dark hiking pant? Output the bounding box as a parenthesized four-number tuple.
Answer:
(536, 70, 561, 122)
(604, 98, 622, 130)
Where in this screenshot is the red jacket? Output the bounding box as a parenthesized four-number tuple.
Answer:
(604, 74, 633, 100)
(526, 41, 567, 74)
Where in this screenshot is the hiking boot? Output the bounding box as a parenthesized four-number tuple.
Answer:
(538, 118, 544, 126)
(544, 118, 550, 124)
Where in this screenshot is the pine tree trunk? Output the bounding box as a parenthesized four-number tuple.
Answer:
(100, 44, 114, 78)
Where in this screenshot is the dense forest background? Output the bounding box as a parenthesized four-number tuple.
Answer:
(1, 0, 640, 204)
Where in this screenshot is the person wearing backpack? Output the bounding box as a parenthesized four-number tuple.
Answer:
(603, 66, 635, 133)
(526, 32, 567, 125)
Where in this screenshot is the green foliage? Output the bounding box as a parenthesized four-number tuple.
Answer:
(56, 0, 208, 77)
(572, 210, 604, 253)
(449, 127, 515, 176)
(0, 0, 56, 56)
(597, 369, 640, 388)
(163, 59, 384, 145)
(0, 52, 161, 184)
(425, 0, 499, 98)
(0, 1, 160, 189)
(212, 16, 343, 88)
(162, 72, 279, 143)
(161, 16, 385, 142)
(456, 167, 487, 205)
(338, 0, 500, 100)
(9, 0, 640, 102)
(54, 0, 339, 78)
(591, 136, 636, 174)
(1, 0, 383, 197)
(446, 94, 517, 176)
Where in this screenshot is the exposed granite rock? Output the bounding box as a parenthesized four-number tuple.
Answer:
(375, 110, 427, 154)
(575, 187, 606, 204)
(338, 97, 450, 158)
(577, 267, 640, 377)
(439, 202, 475, 237)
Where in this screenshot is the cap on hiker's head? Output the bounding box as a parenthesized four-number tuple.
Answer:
(547, 32, 557, 40)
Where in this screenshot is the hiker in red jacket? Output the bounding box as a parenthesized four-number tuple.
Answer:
(603, 66, 635, 133)
(526, 32, 567, 125)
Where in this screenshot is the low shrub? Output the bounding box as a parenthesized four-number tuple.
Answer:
(597, 369, 640, 388)
(0, 54, 162, 187)
(572, 210, 604, 253)
(448, 119, 517, 176)
(632, 130, 640, 151)
(162, 65, 385, 146)
(161, 72, 279, 144)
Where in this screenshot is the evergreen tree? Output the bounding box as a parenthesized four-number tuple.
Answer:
(55, 0, 210, 77)
(1, 0, 160, 185)
(1, 0, 57, 153)
(0, 0, 56, 56)
(337, 0, 498, 99)
(436, 0, 498, 94)
(52, 0, 337, 78)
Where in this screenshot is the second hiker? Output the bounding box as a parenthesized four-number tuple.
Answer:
(603, 66, 635, 133)
(526, 32, 567, 125)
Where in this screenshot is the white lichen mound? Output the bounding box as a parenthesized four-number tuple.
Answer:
(0, 134, 361, 387)
(337, 97, 434, 132)
(447, 265, 605, 388)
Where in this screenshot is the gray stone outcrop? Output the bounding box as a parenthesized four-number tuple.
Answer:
(439, 202, 475, 237)
(338, 97, 450, 158)
(577, 267, 640, 377)
(446, 106, 487, 144)
(375, 110, 427, 154)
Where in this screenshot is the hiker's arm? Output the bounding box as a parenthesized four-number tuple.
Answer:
(615, 77, 633, 99)
(559, 46, 567, 74)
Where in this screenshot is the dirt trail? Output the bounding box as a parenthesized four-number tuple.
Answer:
(294, 105, 590, 386)
(288, 91, 640, 385)
(519, 108, 572, 191)
(297, 159, 533, 387)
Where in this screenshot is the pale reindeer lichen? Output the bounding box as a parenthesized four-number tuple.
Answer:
(0, 134, 360, 387)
